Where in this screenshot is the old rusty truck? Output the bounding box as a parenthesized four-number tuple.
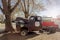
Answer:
(15, 16, 58, 36)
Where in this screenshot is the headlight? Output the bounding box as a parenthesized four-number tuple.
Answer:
(20, 24, 24, 27)
(19, 20, 24, 23)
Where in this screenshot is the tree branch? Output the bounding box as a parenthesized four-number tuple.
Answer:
(20, 0, 25, 12)
(24, 0, 26, 12)
(8, 0, 11, 10)
(27, 0, 29, 13)
(30, 0, 34, 14)
(2, 0, 8, 14)
(10, 0, 20, 13)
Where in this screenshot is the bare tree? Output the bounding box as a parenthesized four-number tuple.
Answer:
(19, 0, 44, 18)
(0, 0, 20, 32)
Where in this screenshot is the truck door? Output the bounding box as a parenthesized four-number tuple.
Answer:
(34, 16, 42, 31)
(28, 16, 35, 31)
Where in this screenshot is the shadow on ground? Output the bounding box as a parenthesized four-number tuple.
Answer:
(0, 32, 39, 40)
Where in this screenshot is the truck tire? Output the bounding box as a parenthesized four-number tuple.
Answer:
(48, 27, 56, 34)
(39, 30, 44, 33)
(20, 29, 28, 36)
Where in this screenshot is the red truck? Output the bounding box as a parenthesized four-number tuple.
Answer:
(40, 21, 58, 33)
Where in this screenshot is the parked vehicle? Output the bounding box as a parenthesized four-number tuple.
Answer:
(15, 16, 42, 36)
(15, 16, 58, 36)
(41, 21, 58, 33)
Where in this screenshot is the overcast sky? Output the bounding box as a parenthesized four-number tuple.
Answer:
(39, 0, 60, 18)
(0, 0, 60, 18)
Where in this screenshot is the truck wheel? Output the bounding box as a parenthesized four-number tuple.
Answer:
(39, 30, 43, 33)
(49, 27, 56, 34)
(20, 29, 28, 36)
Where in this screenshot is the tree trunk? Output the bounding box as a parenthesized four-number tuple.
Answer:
(5, 14, 14, 32)
(16, 23, 21, 31)
(25, 12, 29, 18)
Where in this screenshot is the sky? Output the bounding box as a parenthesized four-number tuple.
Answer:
(0, 0, 60, 18)
(39, 0, 60, 18)
(0, 0, 2, 14)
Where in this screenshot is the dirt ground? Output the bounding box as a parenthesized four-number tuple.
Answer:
(0, 23, 60, 40)
(0, 32, 60, 40)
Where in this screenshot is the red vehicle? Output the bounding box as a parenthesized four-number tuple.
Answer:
(41, 21, 58, 33)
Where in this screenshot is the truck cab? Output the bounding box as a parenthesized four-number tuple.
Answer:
(28, 16, 42, 31)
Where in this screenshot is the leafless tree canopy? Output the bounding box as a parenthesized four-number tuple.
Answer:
(17, 0, 44, 18)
